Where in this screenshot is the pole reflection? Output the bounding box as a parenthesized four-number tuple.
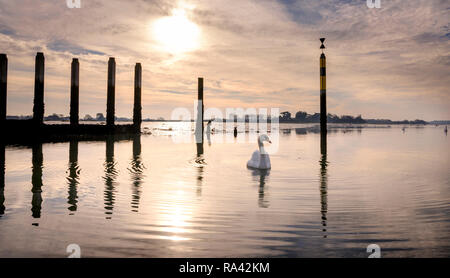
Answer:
(195, 142, 205, 197)
(0, 143, 5, 217)
(104, 136, 118, 219)
(320, 133, 328, 238)
(31, 144, 43, 221)
(67, 140, 80, 214)
(129, 135, 145, 213)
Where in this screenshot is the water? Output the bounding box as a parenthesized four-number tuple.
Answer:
(0, 123, 449, 258)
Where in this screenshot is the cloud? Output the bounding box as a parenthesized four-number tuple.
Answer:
(0, 0, 448, 120)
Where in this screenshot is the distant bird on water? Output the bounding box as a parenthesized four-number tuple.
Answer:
(445, 126, 448, 134)
(247, 134, 272, 170)
(234, 127, 238, 138)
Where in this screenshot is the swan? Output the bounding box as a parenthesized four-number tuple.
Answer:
(247, 134, 272, 170)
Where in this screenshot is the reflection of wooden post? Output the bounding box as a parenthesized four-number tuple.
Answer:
(133, 63, 142, 129)
(0, 54, 7, 123)
(319, 153, 328, 237)
(106, 58, 116, 127)
(131, 135, 143, 212)
(31, 144, 43, 218)
(321, 132, 327, 155)
(104, 136, 116, 218)
(33, 53, 45, 125)
(68, 140, 79, 213)
(0, 143, 5, 216)
(70, 58, 80, 126)
(195, 77, 204, 143)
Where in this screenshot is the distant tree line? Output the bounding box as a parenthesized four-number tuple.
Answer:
(279, 111, 366, 124)
(6, 111, 429, 125)
(279, 111, 427, 125)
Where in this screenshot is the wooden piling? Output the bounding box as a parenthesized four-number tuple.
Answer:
(0, 54, 7, 123)
(106, 58, 116, 127)
(70, 58, 80, 126)
(33, 52, 45, 125)
(195, 77, 204, 143)
(133, 63, 142, 128)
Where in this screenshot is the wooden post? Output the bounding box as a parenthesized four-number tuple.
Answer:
(70, 58, 80, 126)
(195, 77, 204, 143)
(33, 52, 45, 125)
(106, 58, 116, 127)
(0, 54, 7, 123)
(133, 63, 142, 128)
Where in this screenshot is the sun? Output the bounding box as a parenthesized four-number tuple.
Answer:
(152, 9, 201, 54)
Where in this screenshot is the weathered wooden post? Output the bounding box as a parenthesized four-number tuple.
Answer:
(106, 58, 116, 127)
(70, 58, 80, 126)
(133, 63, 142, 129)
(195, 77, 204, 143)
(33, 52, 45, 125)
(0, 54, 7, 123)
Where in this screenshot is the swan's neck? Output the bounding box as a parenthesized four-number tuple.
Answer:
(258, 140, 267, 154)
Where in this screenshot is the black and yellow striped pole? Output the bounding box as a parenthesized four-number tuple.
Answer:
(320, 38, 327, 154)
(320, 38, 327, 134)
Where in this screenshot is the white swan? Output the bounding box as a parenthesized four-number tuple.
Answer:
(247, 134, 272, 170)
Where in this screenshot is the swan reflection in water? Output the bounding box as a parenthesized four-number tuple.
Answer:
(249, 168, 270, 208)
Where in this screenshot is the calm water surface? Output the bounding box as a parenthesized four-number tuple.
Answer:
(0, 123, 449, 257)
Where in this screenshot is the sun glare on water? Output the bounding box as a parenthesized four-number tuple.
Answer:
(152, 9, 201, 54)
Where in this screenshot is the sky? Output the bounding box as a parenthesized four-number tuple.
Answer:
(0, 0, 449, 121)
